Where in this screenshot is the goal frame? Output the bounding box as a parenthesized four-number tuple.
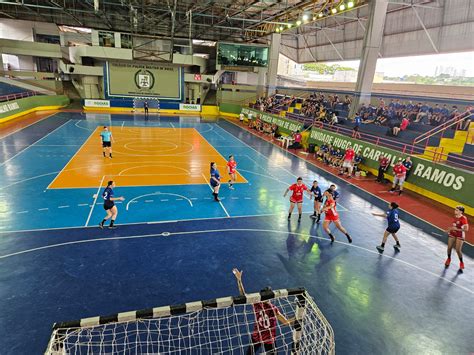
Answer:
(45, 287, 335, 354)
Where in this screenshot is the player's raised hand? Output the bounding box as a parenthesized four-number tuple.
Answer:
(232, 268, 243, 280)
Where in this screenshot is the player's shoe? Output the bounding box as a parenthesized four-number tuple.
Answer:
(310, 213, 317, 219)
(393, 244, 401, 252)
(108, 225, 117, 229)
(459, 261, 465, 270)
(329, 235, 335, 243)
(229, 185, 234, 190)
(287, 214, 291, 220)
(346, 235, 353, 243)
(298, 215, 302, 222)
(444, 257, 451, 267)
(376, 245, 384, 253)
(99, 223, 104, 229)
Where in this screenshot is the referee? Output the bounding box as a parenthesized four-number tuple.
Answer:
(100, 126, 113, 158)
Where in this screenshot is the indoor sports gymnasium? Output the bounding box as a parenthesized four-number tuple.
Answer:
(0, 1, 473, 354)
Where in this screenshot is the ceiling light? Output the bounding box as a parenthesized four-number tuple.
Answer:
(331, 8, 337, 14)
(279, 26, 284, 31)
(287, 23, 292, 28)
(313, 15, 316, 21)
(319, 12, 324, 18)
(275, 27, 280, 33)
(339, 4, 345, 11)
(296, 20, 302, 26)
(348, 1, 355, 8)
(302, 14, 309, 22)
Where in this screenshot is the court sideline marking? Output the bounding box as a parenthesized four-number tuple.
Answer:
(85, 175, 105, 227)
(0, 119, 71, 167)
(0, 112, 57, 140)
(0, 228, 471, 294)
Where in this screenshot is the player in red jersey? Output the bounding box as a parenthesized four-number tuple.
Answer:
(445, 206, 469, 271)
(321, 190, 352, 243)
(233, 268, 294, 354)
(284, 177, 311, 221)
(390, 159, 407, 195)
(227, 155, 237, 189)
(339, 144, 355, 178)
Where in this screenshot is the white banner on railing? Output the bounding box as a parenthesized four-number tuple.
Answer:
(0, 102, 20, 113)
(179, 104, 201, 112)
(84, 99, 110, 108)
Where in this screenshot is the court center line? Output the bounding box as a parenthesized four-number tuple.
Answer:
(0, 228, 470, 294)
(0, 119, 71, 167)
(85, 175, 105, 227)
(201, 173, 230, 218)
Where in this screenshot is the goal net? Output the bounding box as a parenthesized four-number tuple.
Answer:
(132, 97, 160, 112)
(45, 288, 334, 354)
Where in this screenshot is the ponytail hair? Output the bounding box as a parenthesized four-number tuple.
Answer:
(390, 202, 399, 209)
(210, 162, 215, 170)
(107, 180, 114, 187)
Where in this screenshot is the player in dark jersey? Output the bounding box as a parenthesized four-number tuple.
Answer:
(310, 180, 323, 223)
(232, 268, 294, 354)
(329, 184, 340, 202)
(210, 162, 221, 201)
(284, 177, 312, 221)
(99, 180, 125, 229)
(445, 205, 469, 271)
(372, 202, 401, 253)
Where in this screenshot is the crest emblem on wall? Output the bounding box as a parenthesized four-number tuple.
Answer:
(134, 69, 155, 90)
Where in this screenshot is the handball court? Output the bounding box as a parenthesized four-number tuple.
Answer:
(0, 111, 472, 354)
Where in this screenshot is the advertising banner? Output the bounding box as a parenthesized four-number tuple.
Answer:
(105, 62, 182, 100)
(179, 104, 201, 112)
(240, 107, 303, 134)
(84, 99, 110, 108)
(308, 127, 474, 207)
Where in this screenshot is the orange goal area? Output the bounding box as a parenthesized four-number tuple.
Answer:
(48, 126, 247, 189)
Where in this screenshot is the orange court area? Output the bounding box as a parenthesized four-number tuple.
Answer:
(48, 126, 247, 189)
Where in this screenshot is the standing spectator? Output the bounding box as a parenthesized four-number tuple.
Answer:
(402, 156, 413, 180)
(288, 130, 302, 149)
(340, 144, 355, 178)
(390, 159, 407, 195)
(352, 113, 362, 139)
(377, 155, 390, 183)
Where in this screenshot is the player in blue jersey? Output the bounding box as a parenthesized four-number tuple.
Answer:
(373, 202, 401, 253)
(310, 180, 323, 223)
(100, 126, 113, 158)
(99, 180, 125, 229)
(210, 162, 221, 202)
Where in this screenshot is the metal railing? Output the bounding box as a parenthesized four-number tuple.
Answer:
(413, 111, 473, 145)
(0, 90, 50, 103)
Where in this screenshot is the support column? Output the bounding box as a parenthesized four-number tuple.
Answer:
(267, 33, 281, 96)
(351, 0, 388, 117)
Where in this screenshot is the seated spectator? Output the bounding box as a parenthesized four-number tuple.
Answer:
(353, 153, 363, 172)
(329, 113, 338, 126)
(316, 144, 327, 160)
(271, 124, 281, 139)
(393, 115, 409, 136)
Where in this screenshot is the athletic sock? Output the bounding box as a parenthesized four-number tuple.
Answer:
(110, 153, 112, 158)
(459, 257, 463, 262)
(328, 233, 335, 242)
(298, 213, 302, 220)
(109, 220, 115, 226)
(103, 152, 106, 157)
(381, 242, 385, 247)
(345, 233, 353, 243)
(396, 241, 400, 246)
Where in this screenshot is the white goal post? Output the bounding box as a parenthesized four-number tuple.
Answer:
(132, 97, 160, 112)
(45, 287, 335, 354)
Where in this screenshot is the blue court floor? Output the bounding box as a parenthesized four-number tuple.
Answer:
(0, 113, 472, 354)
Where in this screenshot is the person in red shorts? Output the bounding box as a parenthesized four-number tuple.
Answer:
(227, 155, 237, 190)
(321, 189, 352, 243)
(233, 268, 294, 355)
(284, 177, 311, 221)
(445, 205, 469, 271)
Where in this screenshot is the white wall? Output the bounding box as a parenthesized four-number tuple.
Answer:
(235, 72, 260, 85)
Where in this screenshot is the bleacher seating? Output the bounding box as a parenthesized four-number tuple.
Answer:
(0, 82, 32, 96)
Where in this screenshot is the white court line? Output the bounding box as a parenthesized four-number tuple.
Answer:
(85, 175, 105, 227)
(46, 127, 97, 189)
(170, 122, 176, 131)
(202, 173, 230, 218)
(126, 192, 193, 211)
(0, 119, 71, 167)
(0, 227, 471, 294)
(121, 121, 125, 130)
(0, 112, 57, 140)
